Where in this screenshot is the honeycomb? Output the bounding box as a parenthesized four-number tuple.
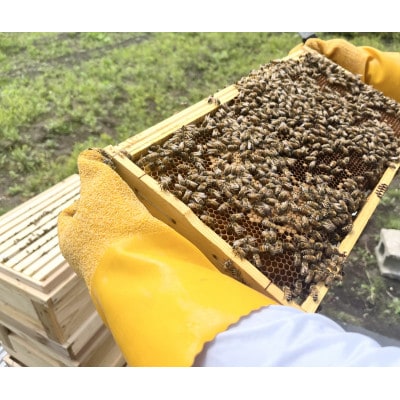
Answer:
(135, 52, 400, 304)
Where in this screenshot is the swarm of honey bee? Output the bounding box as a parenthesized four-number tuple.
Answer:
(135, 52, 400, 304)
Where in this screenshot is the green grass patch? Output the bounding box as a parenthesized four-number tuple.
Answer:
(1, 32, 399, 215)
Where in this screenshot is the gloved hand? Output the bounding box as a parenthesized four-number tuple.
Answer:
(290, 38, 400, 102)
(58, 149, 276, 366)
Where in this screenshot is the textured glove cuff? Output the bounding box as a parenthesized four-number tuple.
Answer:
(90, 234, 276, 366)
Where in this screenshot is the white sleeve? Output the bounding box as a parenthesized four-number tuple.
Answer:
(193, 305, 400, 366)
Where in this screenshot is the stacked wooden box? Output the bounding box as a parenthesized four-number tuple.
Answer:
(0, 174, 125, 367)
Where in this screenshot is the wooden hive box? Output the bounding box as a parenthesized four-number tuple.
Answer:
(0, 315, 125, 367)
(0, 175, 93, 342)
(0, 174, 125, 366)
(104, 48, 400, 313)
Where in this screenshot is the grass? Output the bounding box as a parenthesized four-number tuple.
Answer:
(0, 32, 399, 215)
(0, 32, 301, 214)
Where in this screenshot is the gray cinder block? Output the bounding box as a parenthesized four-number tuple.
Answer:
(375, 228, 400, 280)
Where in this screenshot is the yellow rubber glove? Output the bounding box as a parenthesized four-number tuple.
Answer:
(290, 38, 400, 102)
(58, 149, 276, 367)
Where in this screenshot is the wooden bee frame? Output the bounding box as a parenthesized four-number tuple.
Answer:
(104, 48, 400, 313)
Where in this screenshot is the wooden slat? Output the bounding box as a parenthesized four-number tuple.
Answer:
(0, 324, 13, 350)
(31, 254, 70, 282)
(7, 333, 67, 367)
(0, 186, 79, 260)
(0, 174, 79, 291)
(0, 257, 73, 294)
(2, 314, 123, 367)
(0, 310, 105, 361)
(0, 174, 79, 235)
(3, 354, 24, 367)
(12, 235, 60, 274)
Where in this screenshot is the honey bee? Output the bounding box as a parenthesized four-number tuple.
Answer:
(223, 259, 243, 282)
(223, 259, 233, 272)
(300, 260, 309, 276)
(261, 228, 277, 242)
(298, 215, 310, 230)
(206, 147, 220, 155)
(227, 144, 239, 151)
(230, 213, 245, 222)
(184, 178, 199, 190)
(207, 188, 222, 199)
(252, 253, 263, 269)
(191, 150, 203, 158)
(276, 201, 289, 214)
(241, 198, 252, 212)
(209, 140, 227, 151)
(228, 222, 246, 237)
(182, 189, 193, 202)
(207, 95, 221, 105)
(277, 190, 290, 201)
(187, 202, 203, 212)
(293, 252, 302, 267)
(312, 269, 324, 283)
(233, 246, 247, 259)
(283, 285, 293, 302)
(302, 254, 317, 263)
(206, 198, 220, 208)
(233, 237, 248, 248)
(258, 242, 272, 253)
(254, 203, 271, 217)
(247, 191, 262, 202)
(228, 182, 241, 194)
(138, 151, 159, 164)
(174, 183, 187, 192)
(341, 223, 353, 234)
(250, 153, 265, 163)
(191, 192, 207, 204)
(159, 175, 172, 190)
(309, 284, 319, 302)
(324, 273, 336, 287)
(200, 214, 215, 227)
(321, 220, 336, 232)
(118, 148, 135, 162)
(274, 215, 291, 225)
(293, 280, 303, 297)
(217, 202, 231, 213)
(265, 197, 278, 206)
(270, 240, 283, 255)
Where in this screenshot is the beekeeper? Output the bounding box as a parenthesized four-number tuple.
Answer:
(57, 38, 400, 367)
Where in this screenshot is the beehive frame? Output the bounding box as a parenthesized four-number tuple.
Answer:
(105, 48, 400, 312)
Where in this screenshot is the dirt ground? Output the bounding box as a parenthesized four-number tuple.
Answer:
(318, 173, 400, 341)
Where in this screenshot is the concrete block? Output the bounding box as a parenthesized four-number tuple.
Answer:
(375, 228, 400, 280)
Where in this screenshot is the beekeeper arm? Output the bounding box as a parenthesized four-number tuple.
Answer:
(194, 305, 400, 366)
(57, 149, 276, 367)
(290, 37, 400, 102)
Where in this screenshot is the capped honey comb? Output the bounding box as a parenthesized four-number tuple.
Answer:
(132, 52, 400, 305)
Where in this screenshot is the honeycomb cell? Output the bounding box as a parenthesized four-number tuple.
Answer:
(135, 52, 400, 304)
